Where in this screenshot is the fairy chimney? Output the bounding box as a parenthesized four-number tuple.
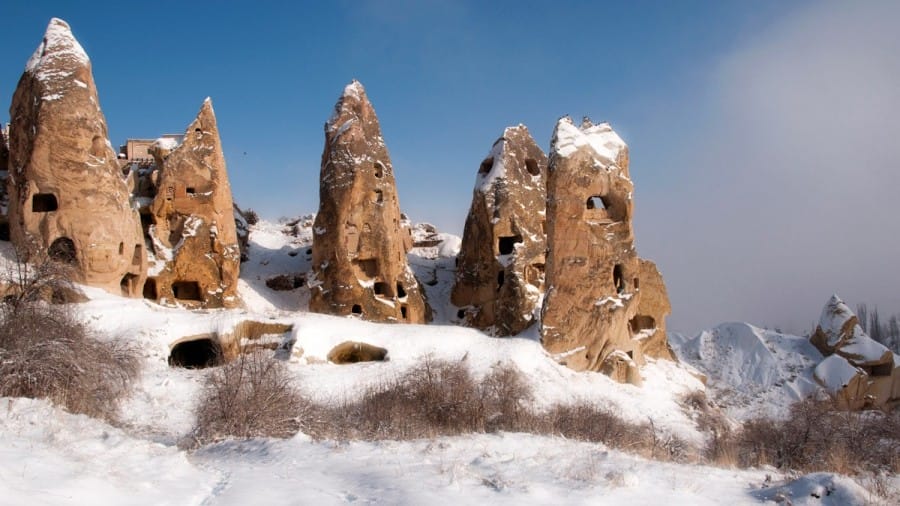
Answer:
(6, 18, 146, 296)
(633, 259, 674, 361)
(309, 80, 430, 323)
(143, 99, 241, 308)
(452, 125, 548, 335)
(540, 117, 649, 378)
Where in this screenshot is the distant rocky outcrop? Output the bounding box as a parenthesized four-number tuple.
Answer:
(452, 125, 548, 335)
(540, 117, 671, 381)
(6, 18, 146, 296)
(309, 80, 430, 323)
(810, 295, 899, 410)
(142, 99, 241, 308)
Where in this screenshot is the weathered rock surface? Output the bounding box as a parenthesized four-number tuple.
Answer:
(452, 125, 548, 335)
(541, 117, 668, 380)
(6, 18, 146, 296)
(633, 259, 675, 360)
(0, 126, 9, 238)
(143, 99, 241, 308)
(309, 80, 430, 323)
(810, 295, 899, 410)
(327, 341, 389, 364)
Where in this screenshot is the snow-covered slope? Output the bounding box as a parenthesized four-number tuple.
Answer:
(669, 323, 824, 420)
(0, 219, 889, 504)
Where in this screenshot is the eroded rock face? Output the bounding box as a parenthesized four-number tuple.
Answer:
(452, 125, 548, 335)
(540, 117, 657, 378)
(810, 295, 899, 410)
(6, 18, 146, 296)
(633, 259, 675, 360)
(144, 99, 241, 308)
(1, 126, 9, 237)
(309, 81, 430, 323)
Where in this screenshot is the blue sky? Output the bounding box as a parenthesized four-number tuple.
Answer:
(3, 1, 898, 333)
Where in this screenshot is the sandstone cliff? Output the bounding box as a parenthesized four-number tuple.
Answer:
(452, 125, 548, 335)
(309, 81, 430, 323)
(142, 99, 241, 308)
(540, 117, 644, 380)
(6, 18, 146, 296)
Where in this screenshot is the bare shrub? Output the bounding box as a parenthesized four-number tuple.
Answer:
(731, 399, 900, 475)
(302, 357, 665, 458)
(0, 256, 139, 422)
(191, 351, 305, 446)
(243, 208, 260, 226)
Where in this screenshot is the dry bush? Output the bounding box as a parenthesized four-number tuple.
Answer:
(303, 357, 668, 458)
(0, 257, 139, 422)
(191, 351, 306, 446)
(729, 399, 900, 475)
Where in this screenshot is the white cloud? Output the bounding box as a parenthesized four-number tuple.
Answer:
(637, 0, 900, 333)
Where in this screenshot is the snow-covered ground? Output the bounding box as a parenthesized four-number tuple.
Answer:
(0, 219, 891, 504)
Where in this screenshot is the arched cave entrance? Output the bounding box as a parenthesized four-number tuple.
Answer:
(168, 338, 223, 369)
(48, 237, 77, 265)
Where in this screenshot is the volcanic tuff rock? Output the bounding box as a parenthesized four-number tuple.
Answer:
(633, 259, 675, 360)
(309, 80, 430, 323)
(0, 126, 9, 234)
(810, 295, 899, 410)
(452, 125, 548, 335)
(143, 99, 241, 308)
(6, 18, 146, 296)
(541, 117, 668, 380)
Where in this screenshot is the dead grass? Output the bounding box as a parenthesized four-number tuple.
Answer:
(190, 351, 306, 447)
(0, 257, 139, 423)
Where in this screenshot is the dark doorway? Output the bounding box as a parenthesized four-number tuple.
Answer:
(32, 193, 59, 212)
(48, 237, 77, 265)
(172, 281, 202, 301)
(168, 338, 223, 368)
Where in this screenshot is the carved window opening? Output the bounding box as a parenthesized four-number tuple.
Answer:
(143, 278, 158, 299)
(497, 270, 505, 290)
(0, 222, 9, 241)
(396, 283, 407, 298)
(626, 350, 634, 359)
(400, 305, 408, 319)
(357, 258, 377, 278)
(120, 273, 139, 297)
(372, 189, 384, 204)
(132, 245, 143, 266)
(374, 282, 392, 298)
(172, 281, 202, 301)
(630, 315, 656, 333)
(32, 193, 58, 212)
(868, 362, 892, 377)
(613, 264, 625, 294)
(186, 187, 196, 195)
(525, 158, 540, 176)
(586, 195, 610, 211)
(169, 338, 222, 369)
(48, 237, 77, 265)
(374, 162, 384, 178)
(457, 309, 466, 319)
(478, 157, 494, 175)
(351, 304, 362, 315)
(498, 235, 522, 255)
(634, 277, 640, 290)
(118, 242, 125, 255)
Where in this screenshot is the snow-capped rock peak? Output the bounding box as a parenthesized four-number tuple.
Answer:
(26, 18, 90, 74)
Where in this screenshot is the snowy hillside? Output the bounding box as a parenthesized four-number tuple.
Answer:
(669, 323, 824, 420)
(0, 218, 892, 504)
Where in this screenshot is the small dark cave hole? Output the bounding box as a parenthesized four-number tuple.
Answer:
(168, 338, 223, 369)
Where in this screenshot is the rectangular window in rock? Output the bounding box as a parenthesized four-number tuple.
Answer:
(172, 281, 202, 301)
(32, 193, 58, 212)
(498, 235, 522, 255)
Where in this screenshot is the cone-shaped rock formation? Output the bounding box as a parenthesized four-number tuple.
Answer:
(309, 81, 430, 323)
(143, 99, 241, 308)
(541, 117, 661, 379)
(452, 125, 548, 335)
(7, 18, 146, 296)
